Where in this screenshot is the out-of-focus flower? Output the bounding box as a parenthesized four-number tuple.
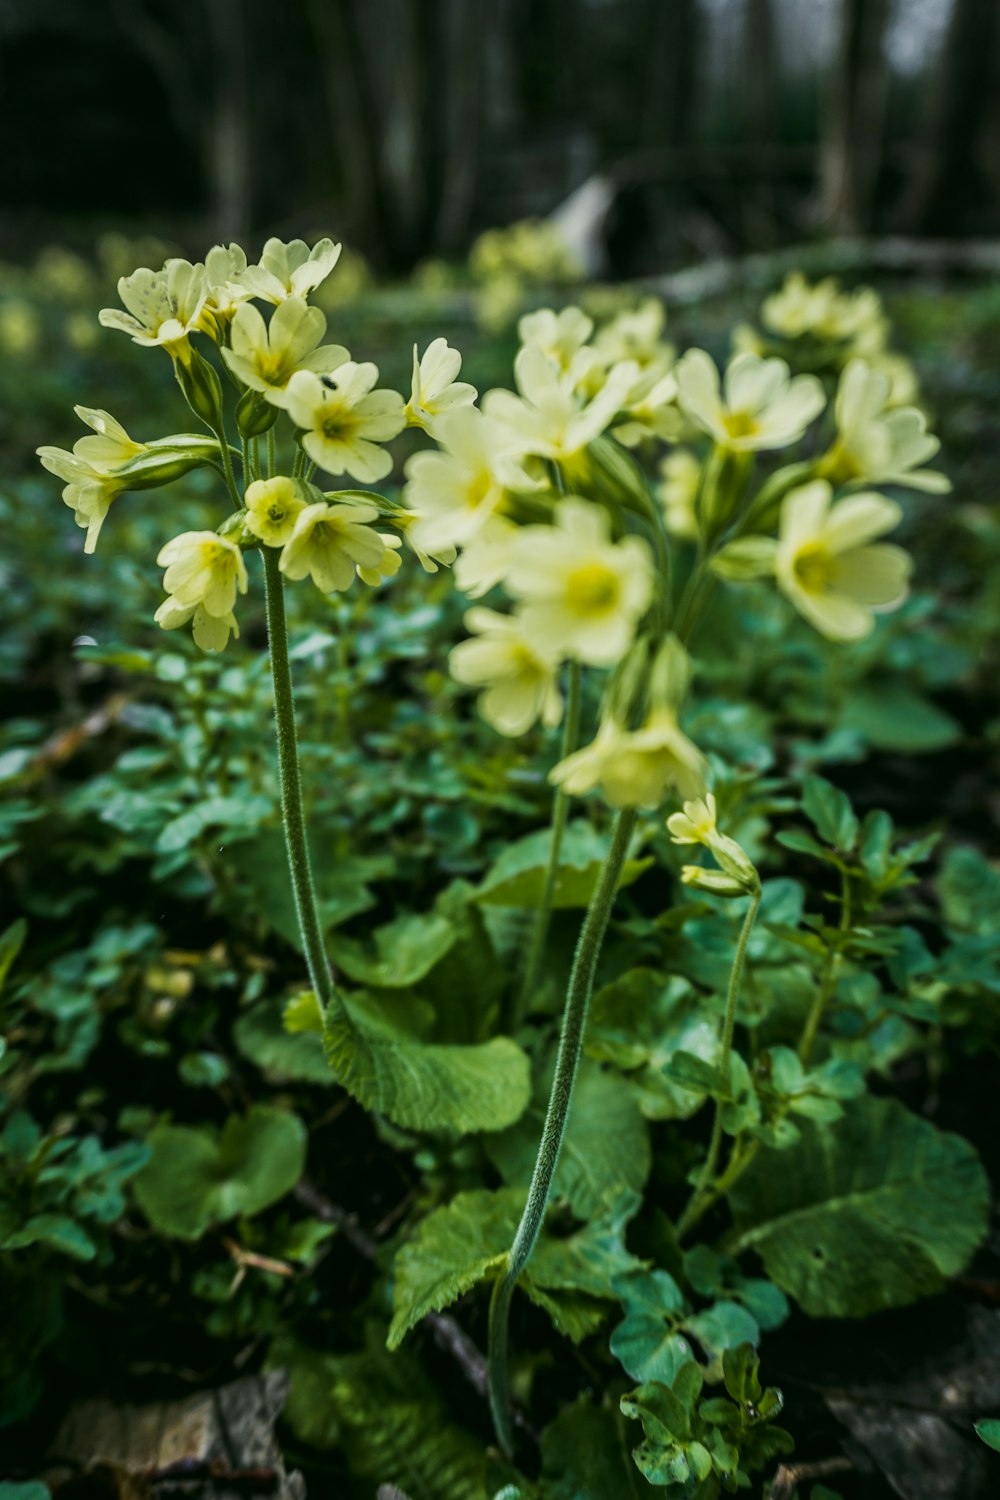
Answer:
(450, 606, 563, 736)
(676, 350, 825, 452)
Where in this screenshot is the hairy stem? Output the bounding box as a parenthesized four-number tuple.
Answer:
(513, 660, 583, 1027)
(676, 882, 761, 1241)
(488, 807, 638, 1455)
(261, 547, 333, 1007)
(798, 868, 852, 1065)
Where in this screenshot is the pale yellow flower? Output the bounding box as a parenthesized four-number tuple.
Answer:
(774, 480, 911, 641)
(279, 500, 386, 593)
(484, 345, 638, 460)
(357, 532, 403, 586)
(450, 606, 563, 737)
(404, 406, 537, 555)
(593, 297, 674, 375)
(824, 359, 949, 493)
(404, 338, 477, 430)
(0, 298, 40, 355)
(761, 274, 841, 339)
(505, 498, 653, 667)
(99, 259, 208, 361)
(667, 793, 757, 888)
(238, 238, 342, 304)
(157, 531, 249, 617)
(154, 597, 239, 653)
(551, 710, 706, 809)
(222, 297, 348, 404)
(656, 449, 702, 540)
(201, 242, 253, 328)
(38, 408, 218, 552)
(518, 306, 594, 375)
(676, 349, 825, 452)
(612, 366, 681, 447)
(283, 365, 405, 482)
(244, 476, 310, 547)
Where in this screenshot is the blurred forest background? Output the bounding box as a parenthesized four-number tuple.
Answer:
(2, 0, 999, 276)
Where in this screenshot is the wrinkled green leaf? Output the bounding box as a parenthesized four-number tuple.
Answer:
(324, 992, 531, 1135)
(487, 1061, 650, 1219)
(728, 1097, 989, 1316)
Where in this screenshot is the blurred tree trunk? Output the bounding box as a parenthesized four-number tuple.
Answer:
(307, 0, 488, 265)
(205, 0, 252, 244)
(112, 0, 254, 245)
(905, 0, 1000, 235)
(742, 0, 779, 247)
(818, 0, 891, 234)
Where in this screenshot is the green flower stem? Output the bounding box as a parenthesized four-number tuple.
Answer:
(488, 806, 638, 1455)
(798, 868, 852, 1066)
(513, 660, 583, 1028)
(676, 880, 761, 1241)
(261, 546, 333, 1009)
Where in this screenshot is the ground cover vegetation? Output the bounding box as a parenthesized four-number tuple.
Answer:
(2, 230, 1000, 1499)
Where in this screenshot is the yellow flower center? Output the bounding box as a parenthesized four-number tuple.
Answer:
(793, 542, 833, 594)
(565, 561, 620, 613)
(722, 409, 759, 440)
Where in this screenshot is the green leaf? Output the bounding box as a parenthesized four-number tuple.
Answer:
(587, 969, 719, 1121)
(134, 1106, 307, 1240)
(939, 845, 1000, 936)
(272, 1329, 487, 1500)
(0, 918, 27, 992)
(975, 1418, 1000, 1452)
(487, 1061, 650, 1219)
(2, 1213, 96, 1261)
(474, 820, 651, 909)
(727, 1097, 990, 1316)
(234, 1001, 334, 1084)
(388, 1189, 510, 1347)
(540, 1399, 647, 1500)
(801, 776, 858, 851)
(389, 1188, 642, 1350)
(610, 1271, 691, 1385)
(840, 683, 961, 753)
(324, 992, 531, 1136)
(331, 912, 456, 988)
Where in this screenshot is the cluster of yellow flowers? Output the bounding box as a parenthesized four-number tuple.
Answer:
(735, 269, 919, 407)
(39, 245, 949, 820)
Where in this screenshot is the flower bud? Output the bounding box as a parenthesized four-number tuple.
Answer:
(681, 866, 747, 898)
(175, 345, 224, 430)
(236, 385, 280, 439)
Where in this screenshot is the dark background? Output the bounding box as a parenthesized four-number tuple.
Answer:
(2, 0, 999, 276)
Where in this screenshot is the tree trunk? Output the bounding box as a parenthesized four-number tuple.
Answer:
(818, 0, 891, 234)
(905, 0, 1000, 235)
